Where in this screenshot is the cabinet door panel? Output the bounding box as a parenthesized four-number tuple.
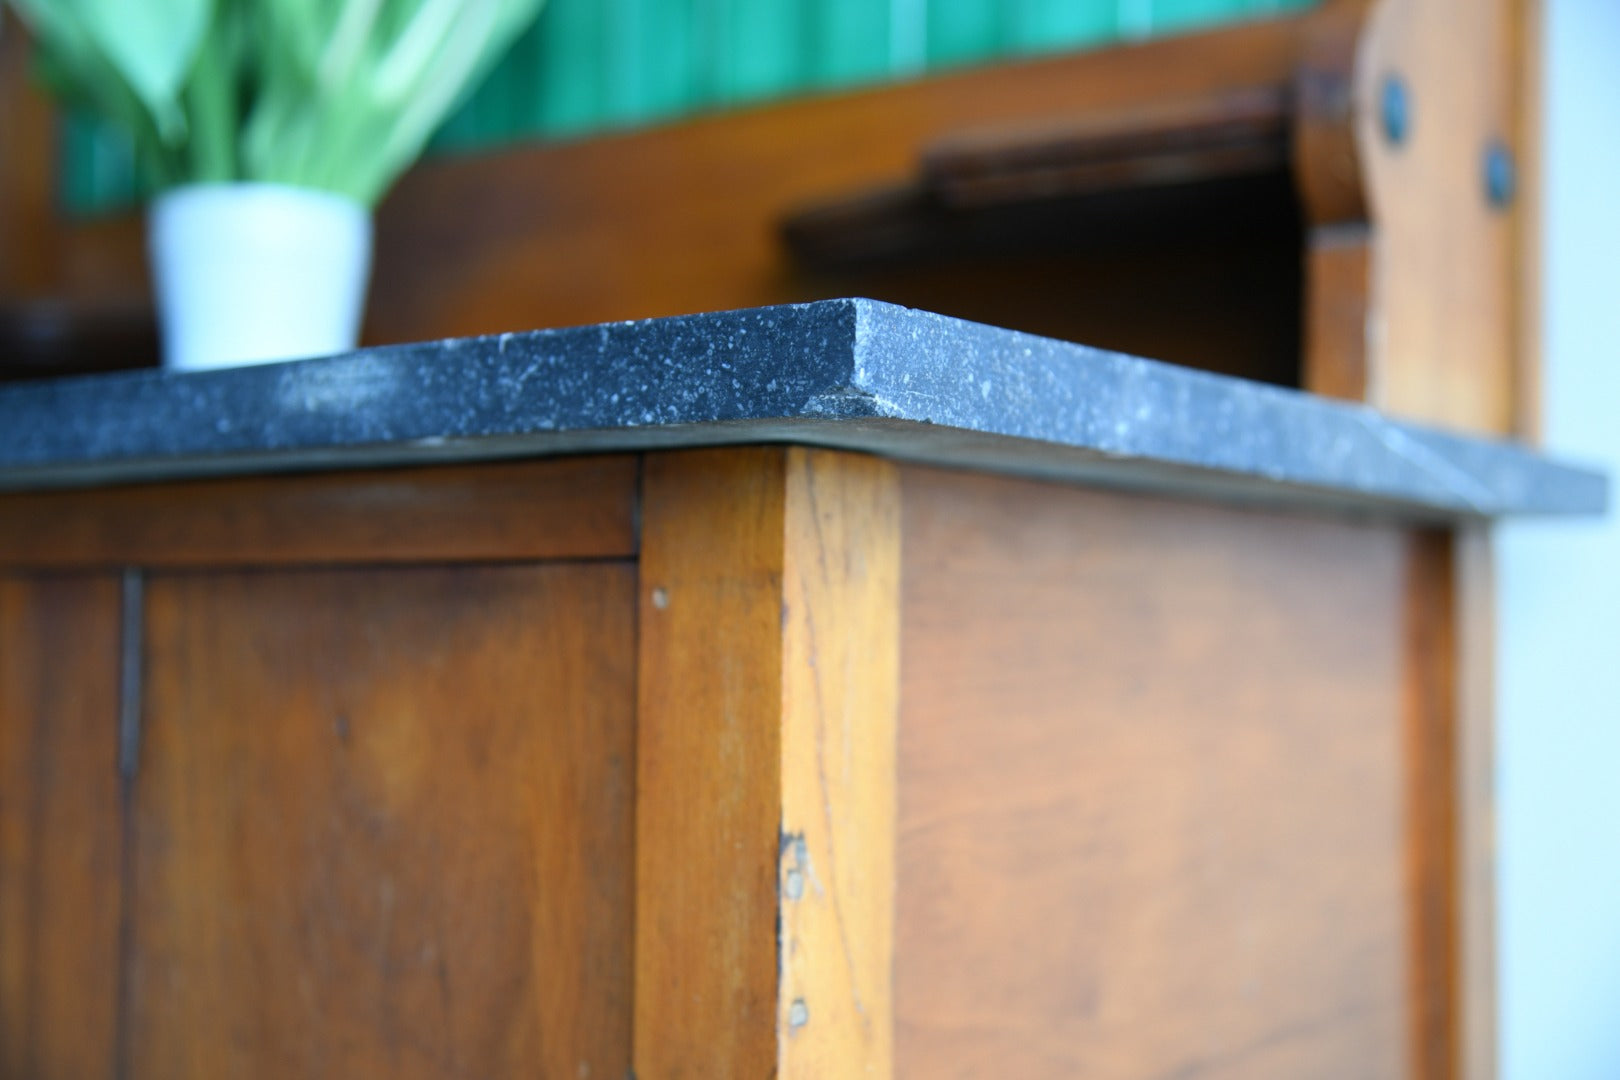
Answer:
(0, 574, 123, 1080)
(129, 564, 636, 1080)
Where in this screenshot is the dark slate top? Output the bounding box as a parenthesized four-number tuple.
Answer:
(0, 298, 1605, 519)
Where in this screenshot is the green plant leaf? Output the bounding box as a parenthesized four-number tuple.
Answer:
(14, 0, 545, 206)
(82, 0, 212, 138)
(181, 0, 243, 180)
(11, 0, 212, 144)
(12, 0, 183, 182)
(243, 0, 544, 205)
(360, 0, 545, 201)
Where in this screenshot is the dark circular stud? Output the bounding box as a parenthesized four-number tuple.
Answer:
(1381, 74, 1410, 146)
(1485, 141, 1517, 210)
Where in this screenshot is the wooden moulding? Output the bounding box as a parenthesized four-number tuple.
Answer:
(1404, 530, 1461, 1079)
(1304, 222, 1375, 403)
(0, 455, 639, 569)
(1402, 526, 1496, 1080)
(1455, 527, 1497, 1080)
(1346, 0, 1530, 436)
(0, 442, 1496, 1077)
(916, 87, 1291, 209)
(1294, 0, 1537, 439)
(635, 447, 899, 1079)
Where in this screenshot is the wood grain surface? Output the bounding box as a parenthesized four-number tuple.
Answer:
(0, 15, 58, 297)
(635, 448, 787, 1080)
(915, 86, 1291, 208)
(127, 562, 637, 1078)
(777, 449, 898, 1079)
(1454, 527, 1497, 1080)
(365, 16, 1307, 346)
(896, 465, 1414, 1079)
(1355, 0, 1526, 434)
(635, 447, 900, 1079)
(1397, 525, 1495, 1080)
(0, 436, 1492, 1080)
(0, 455, 639, 569)
(0, 574, 124, 1080)
(1304, 224, 1374, 403)
(1404, 530, 1460, 1080)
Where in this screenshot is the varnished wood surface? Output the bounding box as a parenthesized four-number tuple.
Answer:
(1455, 527, 1497, 1080)
(0, 16, 57, 297)
(365, 17, 1308, 349)
(1394, 525, 1495, 1080)
(0, 455, 639, 569)
(1511, 0, 1544, 445)
(1291, 1, 1371, 227)
(0, 443, 1492, 1079)
(895, 465, 1414, 1078)
(893, 85, 1290, 211)
(0, 574, 124, 1079)
(1405, 531, 1460, 1079)
(635, 448, 787, 1079)
(128, 563, 637, 1078)
(777, 449, 899, 1079)
(635, 447, 901, 1078)
(1354, 0, 1525, 434)
(1304, 224, 1374, 402)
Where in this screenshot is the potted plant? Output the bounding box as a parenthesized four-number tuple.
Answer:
(8, 0, 544, 370)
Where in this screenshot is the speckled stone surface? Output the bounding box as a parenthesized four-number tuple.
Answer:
(0, 298, 1605, 518)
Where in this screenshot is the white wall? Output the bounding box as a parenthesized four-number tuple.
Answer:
(1496, 2, 1620, 1076)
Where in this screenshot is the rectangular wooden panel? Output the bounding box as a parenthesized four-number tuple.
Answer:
(128, 562, 636, 1079)
(896, 466, 1416, 1078)
(0, 574, 123, 1080)
(0, 455, 639, 569)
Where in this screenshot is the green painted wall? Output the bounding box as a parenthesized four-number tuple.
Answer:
(60, 0, 1317, 215)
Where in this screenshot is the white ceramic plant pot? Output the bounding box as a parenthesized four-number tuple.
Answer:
(148, 183, 372, 371)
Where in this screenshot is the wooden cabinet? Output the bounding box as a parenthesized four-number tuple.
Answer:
(0, 445, 1491, 1077)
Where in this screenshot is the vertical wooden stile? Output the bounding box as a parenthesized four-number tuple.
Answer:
(634, 447, 898, 1079)
(1456, 527, 1497, 1080)
(777, 449, 898, 1079)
